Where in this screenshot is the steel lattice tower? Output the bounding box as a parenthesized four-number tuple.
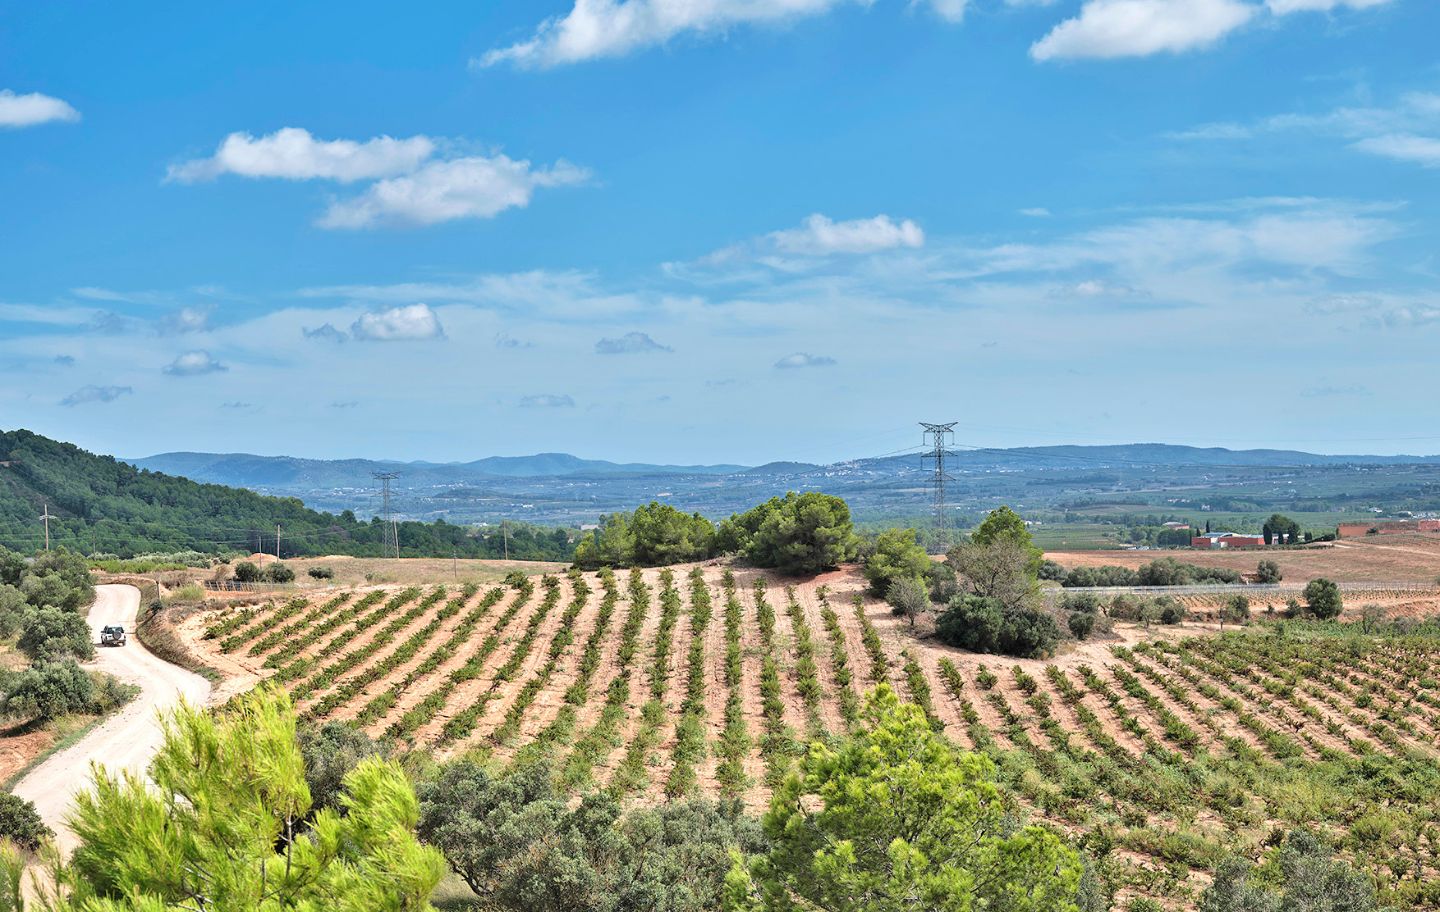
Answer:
(920, 422, 957, 543)
(372, 472, 401, 558)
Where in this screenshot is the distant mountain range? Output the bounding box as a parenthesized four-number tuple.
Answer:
(129, 443, 1440, 491)
(122, 443, 1440, 529)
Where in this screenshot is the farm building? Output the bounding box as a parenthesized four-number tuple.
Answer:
(1191, 531, 1266, 549)
(1336, 519, 1440, 538)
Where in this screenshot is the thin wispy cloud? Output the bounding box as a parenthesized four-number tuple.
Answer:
(775, 352, 837, 369)
(595, 331, 672, 354)
(0, 89, 79, 128)
(520, 393, 576, 408)
(61, 385, 132, 406)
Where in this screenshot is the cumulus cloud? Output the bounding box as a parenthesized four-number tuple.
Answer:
(350, 304, 446, 341)
(60, 385, 132, 406)
(167, 128, 435, 183)
(770, 214, 925, 256)
(0, 90, 80, 128)
(775, 352, 837, 369)
(479, 0, 866, 69)
(1030, 0, 1257, 61)
(163, 350, 228, 376)
(595, 331, 673, 354)
(317, 155, 589, 229)
(520, 393, 576, 408)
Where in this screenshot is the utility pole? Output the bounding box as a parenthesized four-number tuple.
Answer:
(275, 524, 282, 561)
(920, 422, 957, 546)
(39, 502, 52, 551)
(372, 472, 401, 559)
(503, 520, 510, 561)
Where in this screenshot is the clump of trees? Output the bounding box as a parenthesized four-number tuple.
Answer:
(1255, 559, 1283, 584)
(1059, 559, 1242, 588)
(725, 684, 1083, 911)
(718, 492, 859, 575)
(418, 760, 763, 912)
(1261, 513, 1302, 546)
(0, 547, 136, 725)
(1302, 578, 1343, 620)
(933, 507, 1064, 658)
(573, 502, 719, 569)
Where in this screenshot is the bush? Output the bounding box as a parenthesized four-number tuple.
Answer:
(0, 793, 51, 851)
(264, 562, 295, 584)
(1221, 594, 1251, 626)
(1, 660, 95, 721)
(297, 720, 390, 814)
(934, 596, 1062, 659)
(1061, 592, 1103, 615)
(925, 561, 959, 604)
(18, 606, 94, 663)
(1304, 578, 1343, 620)
(1255, 559, 1283, 584)
(1038, 559, 1068, 582)
(232, 561, 262, 583)
(863, 528, 931, 596)
(885, 576, 930, 629)
(1154, 596, 1187, 625)
(1064, 565, 1139, 588)
(1068, 611, 1096, 640)
(308, 566, 334, 580)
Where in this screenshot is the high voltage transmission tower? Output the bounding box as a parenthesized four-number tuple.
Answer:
(920, 422, 957, 544)
(372, 472, 401, 559)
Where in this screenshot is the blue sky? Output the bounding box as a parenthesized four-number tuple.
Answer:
(2, 0, 1438, 466)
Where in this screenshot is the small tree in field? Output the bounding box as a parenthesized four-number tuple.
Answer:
(1219, 594, 1250, 631)
(885, 575, 929, 630)
(1255, 560, 1282, 584)
(232, 561, 261, 583)
(725, 685, 1083, 912)
(864, 528, 931, 597)
(1303, 578, 1343, 620)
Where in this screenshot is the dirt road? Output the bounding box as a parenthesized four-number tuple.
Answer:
(12, 585, 211, 851)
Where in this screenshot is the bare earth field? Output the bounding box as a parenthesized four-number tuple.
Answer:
(1049, 533, 1440, 585)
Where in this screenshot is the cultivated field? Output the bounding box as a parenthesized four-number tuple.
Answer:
(1049, 533, 1440, 585)
(184, 561, 1440, 909)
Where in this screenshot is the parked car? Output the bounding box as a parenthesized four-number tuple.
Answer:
(100, 625, 126, 647)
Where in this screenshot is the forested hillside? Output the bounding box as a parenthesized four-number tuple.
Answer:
(0, 430, 573, 559)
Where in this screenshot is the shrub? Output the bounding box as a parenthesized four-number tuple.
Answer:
(298, 720, 390, 815)
(1155, 596, 1186, 625)
(885, 575, 930, 629)
(1304, 578, 1343, 620)
(1061, 592, 1103, 615)
(18, 606, 94, 662)
(0, 793, 51, 851)
(934, 595, 1062, 659)
(1, 660, 95, 721)
(232, 561, 262, 583)
(863, 528, 931, 596)
(1038, 559, 1067, 582)
(307, 566, 334, 580)
(926, 561, 959, 604)
(1221, 594, 1251, 627)
(1255, 559, 1283, 584)
(264, 562, 295, 584)
(1068, 611, 1096, 640)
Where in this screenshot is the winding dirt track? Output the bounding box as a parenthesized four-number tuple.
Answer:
(12, 585, 211, 851)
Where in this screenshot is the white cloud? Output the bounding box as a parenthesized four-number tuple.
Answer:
(1266, 0, 1390, 12)
(60, 385, 131, 406)
(925, 0, 969, 22)
(1031, 0, 1257, 61)
(0, 90, 80, 128)
(596, 331, 673, 354)
(775, 352, 837, 369)
(770, 214, 925, 255)
(520, 393, 576, 408)
(1019, 207, 1053, 218)
(350, 304, 446, 341)
(479, 0, 866, 69)
(167, 128, 435, 183)
(317, 155, 589, 229)
(1352, 134, 1440, 168)
(163, 307, 212, 334)
(163, 351, 228, 376)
